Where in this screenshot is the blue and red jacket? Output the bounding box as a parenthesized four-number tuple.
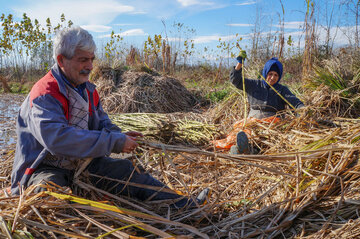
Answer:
(11, 65, 126, 195)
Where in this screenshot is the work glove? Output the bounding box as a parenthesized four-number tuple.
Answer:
(295, 105, 306, 118)
(236, 50, 247, 63)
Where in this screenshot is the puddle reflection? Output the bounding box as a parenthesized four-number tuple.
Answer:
(0, 94, 24, 152)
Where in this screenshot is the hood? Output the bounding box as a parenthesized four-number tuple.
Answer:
(261, 57, 283, 87)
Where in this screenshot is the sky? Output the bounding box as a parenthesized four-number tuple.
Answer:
(0, 0, 357, 61)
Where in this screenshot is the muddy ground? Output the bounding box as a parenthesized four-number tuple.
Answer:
(0, 94, 24, 158)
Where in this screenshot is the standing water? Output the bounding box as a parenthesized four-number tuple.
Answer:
(0, 94, 25, 154)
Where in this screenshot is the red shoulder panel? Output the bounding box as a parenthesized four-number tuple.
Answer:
(87, 88, 100, 116)
(93, 89, 100, 107)
(30, 71, 69, 120)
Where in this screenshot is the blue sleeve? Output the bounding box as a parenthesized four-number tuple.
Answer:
(96, 101, 122, 132)
(230, 67, 259, 92)
(29, 94, 126, 158)
(281, 86, 304, 109)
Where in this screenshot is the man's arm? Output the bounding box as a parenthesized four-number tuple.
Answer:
(230, 66, 259, 92)
(282, 86, 304, 109)
(96, 101, 122, 132)
(30, 94, 126, 158)
(95, 95, 144, 141)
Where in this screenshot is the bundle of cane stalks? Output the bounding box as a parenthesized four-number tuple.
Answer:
(109, 112, 222, 146)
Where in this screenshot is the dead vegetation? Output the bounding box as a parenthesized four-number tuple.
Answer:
(90, 65, 198, 114)
(0, 74, 12, 93)
(2, 111, 360, 238)
(2, 64, 360, 238)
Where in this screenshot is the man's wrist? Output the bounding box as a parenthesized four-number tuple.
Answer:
(235, 63, 242, 71)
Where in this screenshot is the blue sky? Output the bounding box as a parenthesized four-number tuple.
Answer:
(0, 0, 357, 61)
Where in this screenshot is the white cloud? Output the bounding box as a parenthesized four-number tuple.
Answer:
(317, 25, 357, 46)
(226, 23, 254, 27)
(111, 23, 140, 32)
(121, 29, 147, 36)
(113, 23, 137, 26)
(193, 35, 222, 44)
(177, 0, 214, 7)
(14, 0, 135, 26)
(277, 25, 357, 48)
(99, 28, 147, 38)
(130, 10, 147, 15)
(193, 34, 239, 44)
(167, 37, 183, 42)
(168, 34, 244, 44)
(81, 25, 112, 33)
(235, 1, 256, 6)
(274, 21, 304, 30)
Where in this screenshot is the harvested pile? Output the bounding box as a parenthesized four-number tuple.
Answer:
(91, 66, 198, 113)
(206, 89, 247, 131)
(2, 112, 360, 238)
(109, 112, 222, 146)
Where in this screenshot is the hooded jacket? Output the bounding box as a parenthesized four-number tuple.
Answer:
(11, 64, 126, 195)
(230, 57, 304, 119)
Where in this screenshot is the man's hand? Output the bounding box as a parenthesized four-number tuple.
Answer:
(295, 105, 306, 118)
(122, 135, 139, 153)
(125, 131, 144, 138)
(236, 50, 247, 63)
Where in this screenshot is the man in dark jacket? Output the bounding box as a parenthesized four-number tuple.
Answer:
(11, 26, 207, 208)
(229, 52, 304, 154)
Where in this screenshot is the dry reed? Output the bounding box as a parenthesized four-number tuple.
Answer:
(2, 109, 360, 238)
(109, 112, 222, 146)
(91, 66, 198, 114)
(2, 67, 360, 238)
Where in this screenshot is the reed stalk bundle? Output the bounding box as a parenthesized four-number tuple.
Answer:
(110, 112, 222, 146)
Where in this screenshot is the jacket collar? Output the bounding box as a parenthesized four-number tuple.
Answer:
(50, 64, 96, 97)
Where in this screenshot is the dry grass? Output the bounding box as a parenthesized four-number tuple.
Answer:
(2, 64, 360, 238)
(2, 108, 360, 238)
(90, 65, 198, 114)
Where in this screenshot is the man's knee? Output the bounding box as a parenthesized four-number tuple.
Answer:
(26, 165, 72, 191)
(88, 157, 136, 179)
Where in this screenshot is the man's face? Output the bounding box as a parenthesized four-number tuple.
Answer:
(58, 49, 95, 86)
(266, 71, 279, 86)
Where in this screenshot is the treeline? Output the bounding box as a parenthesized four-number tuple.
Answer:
(0, 13, 74, 82)
(0, 0, 359, 92)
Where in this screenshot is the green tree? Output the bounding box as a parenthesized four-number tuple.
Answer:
(0, 13, 73, 85)
(104, 30, 124, 66)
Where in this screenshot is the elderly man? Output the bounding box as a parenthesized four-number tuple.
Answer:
(11, 26, 207, 208)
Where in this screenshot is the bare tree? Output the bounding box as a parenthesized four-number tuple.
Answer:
(339, 0, 360, 49)
(302, 0, 317, 79)
(250, 4, 263, 60)
(319, 0, 339, 56)
(277, 0, 285, 59)
(355, 0, 360, 49)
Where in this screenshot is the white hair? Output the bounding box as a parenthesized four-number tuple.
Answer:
(53, 26, 96, 64)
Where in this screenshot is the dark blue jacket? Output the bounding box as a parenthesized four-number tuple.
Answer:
(230, 58, 304, 119)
